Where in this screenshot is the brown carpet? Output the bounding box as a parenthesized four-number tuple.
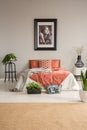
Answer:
(0, 103, 87, 130)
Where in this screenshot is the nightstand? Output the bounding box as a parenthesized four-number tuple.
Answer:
(74, 67, 87, 80)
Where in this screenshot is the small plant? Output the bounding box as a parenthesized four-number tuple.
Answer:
(81, 70, 87, 91)
(26, 82, 42, 94)
(2, 53, 17, 64)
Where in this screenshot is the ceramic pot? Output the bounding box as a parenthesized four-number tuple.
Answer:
(79, 90, 87, 102)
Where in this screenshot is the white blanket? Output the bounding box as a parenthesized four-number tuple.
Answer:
(15, 68, 80, 91)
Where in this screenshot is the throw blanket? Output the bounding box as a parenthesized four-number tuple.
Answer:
(30, 69, 70, 88)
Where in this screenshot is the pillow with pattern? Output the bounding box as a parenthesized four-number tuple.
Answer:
(39, 60, 51, 69)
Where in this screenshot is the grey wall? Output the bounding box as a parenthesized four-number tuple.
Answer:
(0, 0, 87, 78)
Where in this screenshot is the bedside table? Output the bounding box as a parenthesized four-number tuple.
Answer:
(74, 67, 87, 80)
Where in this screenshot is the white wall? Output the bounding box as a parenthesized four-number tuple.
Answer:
(0, 0, 87, 78)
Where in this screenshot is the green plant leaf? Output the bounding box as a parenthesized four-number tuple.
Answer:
(26, 82, 42, 90)
(81, 71, 87, 91)
(2, 53, 17, 64)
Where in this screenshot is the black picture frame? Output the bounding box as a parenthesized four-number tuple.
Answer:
(34, 19, 57, 50)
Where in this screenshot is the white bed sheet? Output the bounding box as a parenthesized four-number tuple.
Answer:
(61, 73, 80, 90)
(15, 68, 80, 91)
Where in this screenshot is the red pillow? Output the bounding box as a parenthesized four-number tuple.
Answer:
(29, 60, 39, 68)
(52, 60, 60, 69)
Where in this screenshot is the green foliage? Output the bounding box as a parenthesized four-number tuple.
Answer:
(81, 70, 87, 91)
(2, 53, 17, 64)
(26, 82, 42, 90)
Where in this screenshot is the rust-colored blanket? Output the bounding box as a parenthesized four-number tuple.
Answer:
(30, 68, 70, 88)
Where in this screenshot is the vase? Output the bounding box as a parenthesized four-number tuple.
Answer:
(75, 55, 84, 68)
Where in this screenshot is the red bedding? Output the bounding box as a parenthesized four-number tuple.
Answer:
(30, 68, 70, 88)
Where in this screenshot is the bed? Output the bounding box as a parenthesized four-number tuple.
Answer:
(14, 59, 80, 92)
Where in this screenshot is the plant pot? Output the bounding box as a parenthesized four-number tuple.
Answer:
(79, 90, 87, 102)
(27, 88, 41, 94)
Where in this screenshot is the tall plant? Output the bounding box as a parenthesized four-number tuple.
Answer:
(81, 70, 87, 91)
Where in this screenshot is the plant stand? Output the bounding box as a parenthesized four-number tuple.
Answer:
(4, 61, 17, 82)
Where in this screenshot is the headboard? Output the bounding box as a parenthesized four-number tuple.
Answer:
(29, 59, 61, 69)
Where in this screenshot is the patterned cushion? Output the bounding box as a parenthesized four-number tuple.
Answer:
(29, 60, 39, 68)
(39, 60, 51, 69)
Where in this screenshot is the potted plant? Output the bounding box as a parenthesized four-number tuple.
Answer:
(79, 70, 87, 102)
(2, 53, 17, 64)
(26, 82, 42, 94)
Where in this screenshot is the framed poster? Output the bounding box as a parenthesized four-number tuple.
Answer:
(34, 19, 57, 50)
